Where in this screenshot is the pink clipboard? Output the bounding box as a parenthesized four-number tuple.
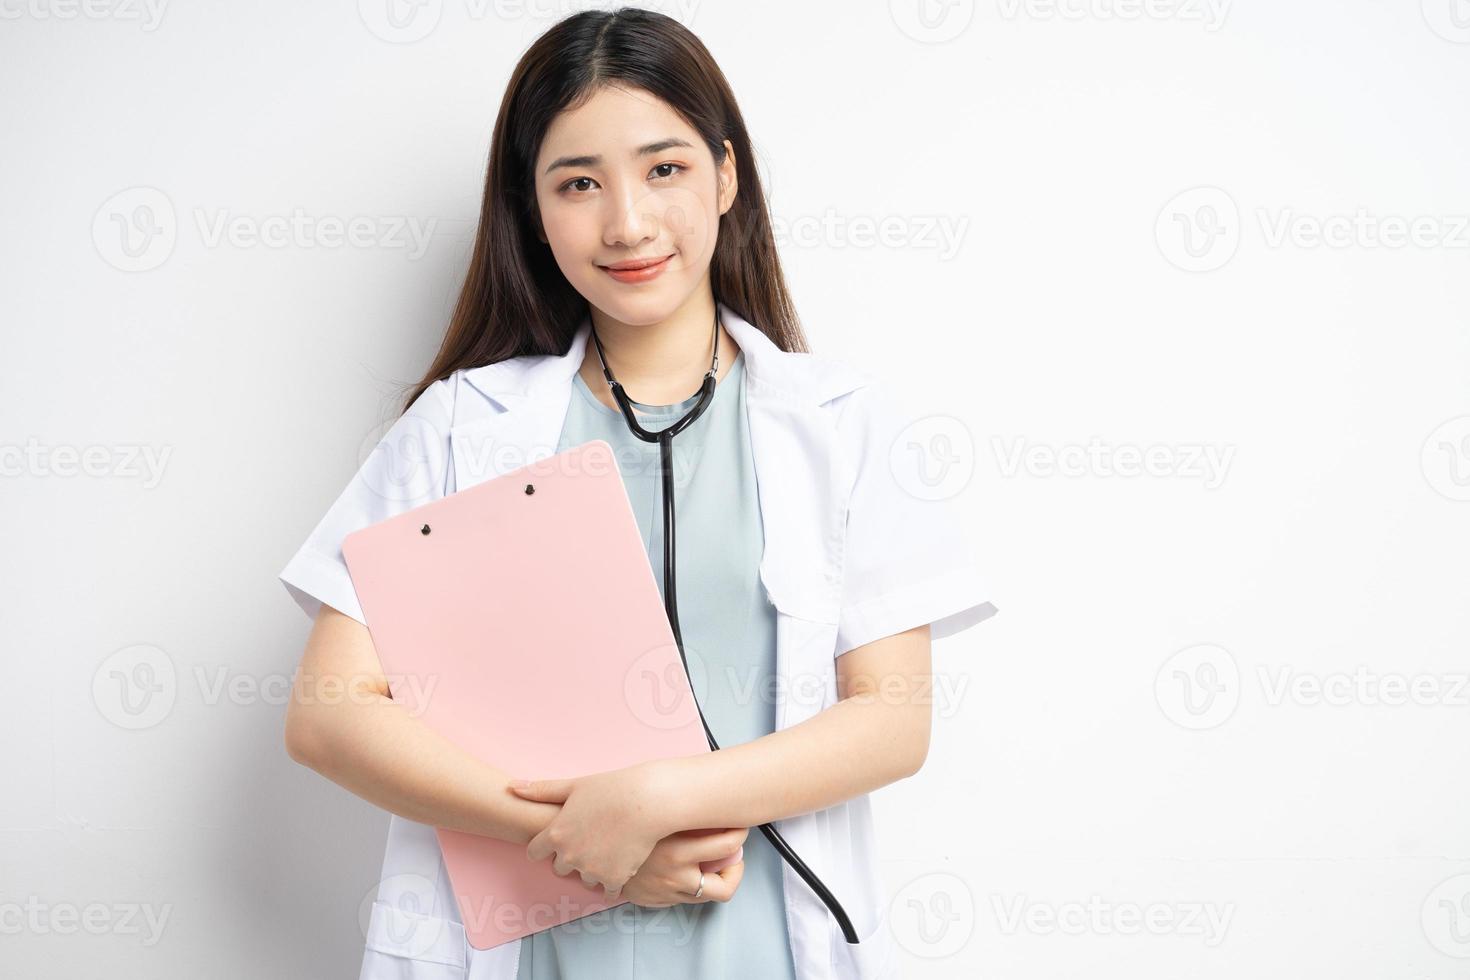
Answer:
(341, 438, 741, 950)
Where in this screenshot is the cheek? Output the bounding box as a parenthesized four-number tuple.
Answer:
(537, 197, 583, 250)
(538, 203, 601, 277)
(658, 187, 720, 261)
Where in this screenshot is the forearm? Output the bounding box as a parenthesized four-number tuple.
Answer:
(656, 691, 925, 832)
(288, 691, 558, 847)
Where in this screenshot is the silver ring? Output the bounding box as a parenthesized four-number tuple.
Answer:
(692, 873, 705, 899)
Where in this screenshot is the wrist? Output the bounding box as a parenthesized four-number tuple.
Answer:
(504, 794, 558, 846)
(639, 755, 697, 836)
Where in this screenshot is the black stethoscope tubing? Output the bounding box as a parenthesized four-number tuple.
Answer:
(588, 299, 860, 945)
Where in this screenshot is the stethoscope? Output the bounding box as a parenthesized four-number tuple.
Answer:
(588, 298, 861, 945)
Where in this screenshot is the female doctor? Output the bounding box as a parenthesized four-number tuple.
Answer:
(279, 8, 995, 980)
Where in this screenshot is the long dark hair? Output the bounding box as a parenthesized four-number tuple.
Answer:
(400, 7, 808, 414)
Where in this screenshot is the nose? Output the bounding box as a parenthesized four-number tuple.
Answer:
(603, 179, 660, 249)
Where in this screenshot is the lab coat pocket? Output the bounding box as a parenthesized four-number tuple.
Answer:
(831, 901, 898, 980)
(361, 899, 467, 979)
(769, 593, 841, 731)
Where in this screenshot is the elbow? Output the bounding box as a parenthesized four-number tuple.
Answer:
(897, 743, 928, 780)
(856, 694, 931, 782)
(283, 705, 321, 767)
(283, 671, 383, 768)
(897, 714, 932, 779)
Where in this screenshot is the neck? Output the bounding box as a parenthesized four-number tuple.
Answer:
(581, 292, 737, 407)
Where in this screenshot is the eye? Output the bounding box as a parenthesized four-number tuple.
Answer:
(559, 176, 598, 194)
(557, 163, 684, 196)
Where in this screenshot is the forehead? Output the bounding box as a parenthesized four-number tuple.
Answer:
(537, 85, 698, 161)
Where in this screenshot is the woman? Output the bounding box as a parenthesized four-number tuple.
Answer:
(279, 8, 995, 980)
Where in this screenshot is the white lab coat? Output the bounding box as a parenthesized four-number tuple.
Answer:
(279, 301, 997, 980)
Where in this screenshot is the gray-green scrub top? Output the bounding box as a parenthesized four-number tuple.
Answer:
(515, 349, 797, 980)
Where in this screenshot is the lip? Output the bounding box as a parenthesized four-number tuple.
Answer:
(599, 254, 674, 283)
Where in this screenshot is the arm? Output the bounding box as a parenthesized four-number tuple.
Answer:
(283, 603, 558, 846)
(651, 623, 933, 833)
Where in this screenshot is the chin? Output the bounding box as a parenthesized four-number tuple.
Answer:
(586, 284, 686, 326)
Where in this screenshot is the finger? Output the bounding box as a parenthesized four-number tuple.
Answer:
(678, 827, 750, 863)
(716, 859, 744, 886)
(508, 778, 573, 803)
(526, 831, 550, 863)
(674, 870, 708, 904)
(693, 862, 743, 903)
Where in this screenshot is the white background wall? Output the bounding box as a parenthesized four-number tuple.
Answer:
(3, 1, 1468, 977)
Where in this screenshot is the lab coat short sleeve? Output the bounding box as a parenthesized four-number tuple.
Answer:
(278, 380, 455, 626)
(833, 380, 997, 658)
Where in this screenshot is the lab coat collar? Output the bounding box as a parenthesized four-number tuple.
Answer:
(459, 301, 870, 408)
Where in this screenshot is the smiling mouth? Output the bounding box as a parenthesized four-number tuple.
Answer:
(599, 255, 673, 271)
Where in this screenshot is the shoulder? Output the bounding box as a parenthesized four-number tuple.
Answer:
(446, 349, 568, 423)
(406, 376, 457, 420)
(812, 359, 952, 500)
(748, 340, 877, 409)
(806, 355, 909, 443)
(374, 376, 458, 448)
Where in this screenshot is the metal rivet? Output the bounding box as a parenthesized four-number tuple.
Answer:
(420, 524, 431, 535)
(524, 484, 535, 495)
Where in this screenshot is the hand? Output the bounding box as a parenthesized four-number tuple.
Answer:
(619, 827, 749, 909)
(509, 763, 676, 897)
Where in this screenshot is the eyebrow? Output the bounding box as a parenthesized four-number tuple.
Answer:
(542, 138, 695, 176)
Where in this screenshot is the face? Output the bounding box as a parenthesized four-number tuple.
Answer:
(532, 84, 738, 326)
